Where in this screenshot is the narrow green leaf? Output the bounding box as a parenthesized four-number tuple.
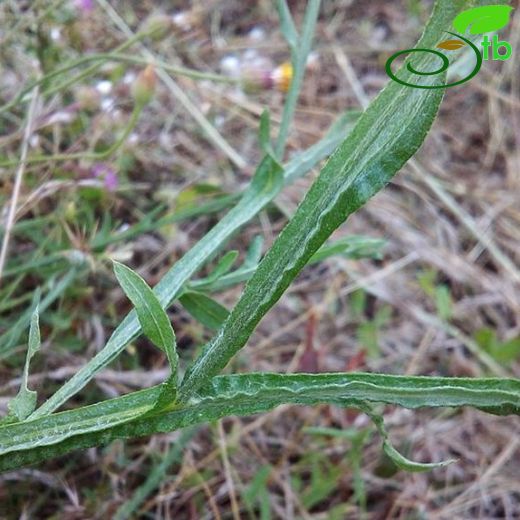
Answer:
(179, 0, 472, 400)
(259, 110, 272, 155)
(113, 262, 177, 381)
(180, 292, 229, 330)
(244, 235, 264, 266)
(364, 405, 456, 473)
(308, 235, 385, 264)
(188, 237, 264, 293)
(276, 0, 298, 49)
(113, 262, 175, 353)
(202, 250, 239, 286)
(382, 440, 455, 473)
(28, 300, 41, 358)
(7, 296, 41, 421)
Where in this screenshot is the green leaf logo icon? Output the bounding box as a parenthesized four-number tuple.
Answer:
(453, 5, 514, 35)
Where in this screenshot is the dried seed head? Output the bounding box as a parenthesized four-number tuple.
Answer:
(131, 65, 156, 106)
(240, 66, 273, 93)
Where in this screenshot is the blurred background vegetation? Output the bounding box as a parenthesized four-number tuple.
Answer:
(1, 0, 519, 518)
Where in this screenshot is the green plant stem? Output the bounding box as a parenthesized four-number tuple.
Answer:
(1, 372, 519, 472)
(0, 28, 159, 117)
(0, 52, 236, 120)
(274, 0, 321, 159)
(0, 104, 143, 168)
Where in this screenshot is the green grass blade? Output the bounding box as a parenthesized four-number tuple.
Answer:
(1, 372, 519, 472)
(0, 267, 80, 355)
(29, 111, 358, 419)
(275, 0, 321, 158)
(179, 0, 470, 400)
(276, 0, 298, 50)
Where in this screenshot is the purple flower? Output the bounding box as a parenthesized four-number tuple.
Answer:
(74, 0, 94, 14)
(91, 163, 118, 192)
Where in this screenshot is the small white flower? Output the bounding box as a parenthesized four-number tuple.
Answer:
(123, 71, 136, 85)
(248, 27, 265, 41)
(50, 27, 61, 41)
(95, 80, 113, 95)
(220, 55, 240, 78)
(100, 97, 115, 111)
(172, 12, 191, 30)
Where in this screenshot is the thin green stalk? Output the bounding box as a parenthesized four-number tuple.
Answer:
(0, 104, 142, 168)
(0, 52, 236, 120)
(0, 28, 154, 117)
(274, 0, 321, 159)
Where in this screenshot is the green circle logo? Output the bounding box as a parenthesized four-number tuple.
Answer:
(385, 32, 482, 89)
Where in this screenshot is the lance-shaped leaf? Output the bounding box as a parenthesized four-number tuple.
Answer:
(113, 262, 178, 385)
(6, 297, 41, 421)
(197, 250, 239, 287)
